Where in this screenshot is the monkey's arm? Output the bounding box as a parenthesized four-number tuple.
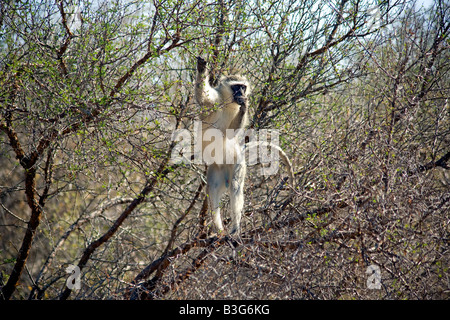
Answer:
(195, 57, 220, 108)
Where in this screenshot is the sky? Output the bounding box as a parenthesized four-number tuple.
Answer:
(415, 0, 435, 9)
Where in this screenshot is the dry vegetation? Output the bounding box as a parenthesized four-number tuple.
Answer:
(1, 0, 448, 300)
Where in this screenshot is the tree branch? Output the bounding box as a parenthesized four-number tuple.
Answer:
(410, 151, 450, 175)
(59, 155, 171, 300)
(0, 164, 41, 300)
(126, 198, 350, 300)
(56, 0, 74, 76)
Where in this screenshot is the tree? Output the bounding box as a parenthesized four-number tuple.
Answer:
(1, 0, 448, 300)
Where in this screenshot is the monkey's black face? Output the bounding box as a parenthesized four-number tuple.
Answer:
(231, 84, 247, 106)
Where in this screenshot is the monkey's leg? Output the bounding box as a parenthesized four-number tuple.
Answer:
(229, 163, 246, 235)
(207, 164, 227, 233)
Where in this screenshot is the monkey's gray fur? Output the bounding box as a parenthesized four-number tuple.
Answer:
(194, 57, 294, 235)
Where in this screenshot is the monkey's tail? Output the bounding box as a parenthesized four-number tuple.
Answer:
(244, 141, 295, 191)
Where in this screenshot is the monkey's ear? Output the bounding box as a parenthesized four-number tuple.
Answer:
(197, 56, 207, 73)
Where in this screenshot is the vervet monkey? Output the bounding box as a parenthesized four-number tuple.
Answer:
(194, 57, 294, 235)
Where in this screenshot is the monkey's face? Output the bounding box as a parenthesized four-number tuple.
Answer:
(231, 84, 247, 106)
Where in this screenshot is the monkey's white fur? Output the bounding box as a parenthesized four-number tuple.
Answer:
(195, 59, 251, 234)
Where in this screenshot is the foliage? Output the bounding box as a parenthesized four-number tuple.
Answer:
(0, 0, 448, 300)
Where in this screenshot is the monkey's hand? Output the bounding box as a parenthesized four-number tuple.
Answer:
(197, 56, 207, 74)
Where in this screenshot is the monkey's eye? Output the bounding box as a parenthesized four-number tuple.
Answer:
(232, 85, 246, 94)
